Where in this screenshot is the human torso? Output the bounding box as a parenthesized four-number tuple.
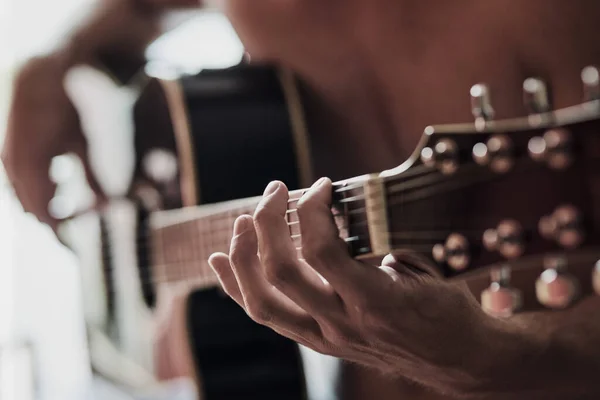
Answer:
(223, 1, 600, 398)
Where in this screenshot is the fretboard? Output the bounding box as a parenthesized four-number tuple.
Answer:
(149, 189, 353, 291)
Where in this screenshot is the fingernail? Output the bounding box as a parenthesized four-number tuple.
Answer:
(264, 181, 281, 196)
(234, 215, 252, 234)
(312, 177, 329, 188)
(207, 254, 218, 270)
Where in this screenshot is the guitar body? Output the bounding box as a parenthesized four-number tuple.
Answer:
(129, 63, 312, 399)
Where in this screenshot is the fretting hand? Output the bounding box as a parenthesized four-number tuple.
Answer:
(208, 178, 539, 396)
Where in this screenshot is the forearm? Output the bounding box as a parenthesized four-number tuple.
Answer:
(454, 301, 600, 399)
(65, 0, 201, 84)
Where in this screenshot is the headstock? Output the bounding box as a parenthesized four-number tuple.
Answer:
(344, 65, 600, 318)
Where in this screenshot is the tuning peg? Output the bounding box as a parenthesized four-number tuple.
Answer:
(592, 260, 600, 295)
(432, 233, 470, 271)
(481, 267, 522, 318)
(472, 134, 514, 173)
(538, 204, 584, 249)
(471, 84, 494, 129)
(420, 138, 459, 175)
(582, 66, 600, 101)
(527, 128, 573, 170)
(535, 257, 579, 309)
(483, 220, 525, 259)
(523, 78, 551, 115)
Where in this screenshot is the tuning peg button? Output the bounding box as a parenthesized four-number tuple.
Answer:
(528, 129, 573, 170)
(497, 220, 525, 258)
(554, 205, 584, 248)
(528, 136, 547, 162)
(432, 233, 470, 271)
(592, 260, 600, 296)
(582, 66, 600, 101)
(421, 139, 459, 175)
(470, 84, 494, 119)
(523, 78, 551, 114)
(539, 205, 584, 249)
(471, 84, 494, 129)
(473, 134, 514, 173)
(483, 220, 525, 258)
(481, 267, 522, 318)
(544, 129, 573, 170)
(535, 258, 579, 309)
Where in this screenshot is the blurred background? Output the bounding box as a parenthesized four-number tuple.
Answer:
(0, 1, 246, 399)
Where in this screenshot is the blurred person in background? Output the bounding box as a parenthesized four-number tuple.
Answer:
(4, 1, 600, 399)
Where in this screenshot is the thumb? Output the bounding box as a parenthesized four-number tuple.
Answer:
(378, 265, 403, 282)
(381, 252, 444, 279)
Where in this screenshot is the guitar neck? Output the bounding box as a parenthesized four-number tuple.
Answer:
(150, 196, 260, 290)
(149, 188, 353, 290)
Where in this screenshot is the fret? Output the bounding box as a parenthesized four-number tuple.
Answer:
(149, 187, 358, 289)
(150, 197, 263, 288)
(190, 220, 200, 281)
(207, 215, 213, 283)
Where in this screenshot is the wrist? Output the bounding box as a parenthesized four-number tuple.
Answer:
(417, 309, 547, 399)
(459, 316, 547, 397)
(448, 313, 597, 400)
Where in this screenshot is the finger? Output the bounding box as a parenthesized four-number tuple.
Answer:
(381, 254, 422, 280)
(3, 137, 58, 229)
(208, 253, 244, 307)
(254, 181, 340, 315)
(297, 178, 381, 294)
(209, 252, 325, 351)
(382, 252, 443, 278)
(11, 164, 59, 231)
(378, 266, 402, 282)
(229, 215, 322, 340)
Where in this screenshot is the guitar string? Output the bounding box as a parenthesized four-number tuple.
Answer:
(69, 162, 438, 245)
(94, 165, 448, 248)
(72, 148, 600, 296)
(83, 162, 506, 295)
(107, 164, 480, 251)
(88, 170, 495, 289)
(91, 165, 483, 269)
(100, 215, 566, 291)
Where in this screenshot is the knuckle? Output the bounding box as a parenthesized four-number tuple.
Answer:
(245, 297, 274, 324)
(264, 261, 297, 288)
(210, 258, 231, 276)
(302, 240, 335, 266)
(229, 246, 248, 268)
(295, 195, 315, 217)
(253, 205, 275, 228)
(356, 309, 386, 335)
(321, 323, 352, 347)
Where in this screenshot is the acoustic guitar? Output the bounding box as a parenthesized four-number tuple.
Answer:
(63, 61, 600, 399)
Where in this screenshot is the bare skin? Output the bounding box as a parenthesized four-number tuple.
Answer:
(4, 1, 600, 399)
